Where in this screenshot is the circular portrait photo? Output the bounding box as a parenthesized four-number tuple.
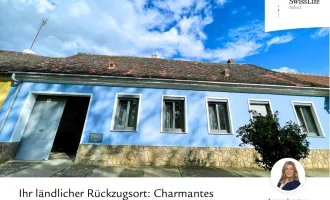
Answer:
(271, 158, 305, 192)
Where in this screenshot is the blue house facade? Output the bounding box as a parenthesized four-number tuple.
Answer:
(0, 51, 329, 169)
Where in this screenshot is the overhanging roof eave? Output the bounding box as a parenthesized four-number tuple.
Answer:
(9, 71, 330, 97)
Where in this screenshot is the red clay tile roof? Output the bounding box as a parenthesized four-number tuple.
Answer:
(283, 73, 329, 87)
(0, 50, 328, 88)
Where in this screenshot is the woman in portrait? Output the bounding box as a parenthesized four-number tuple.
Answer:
(277, 161, 301, 191)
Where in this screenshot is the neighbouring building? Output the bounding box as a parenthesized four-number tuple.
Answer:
(0, 50, 329, 169)
(0, 79, 11, 109)
(0, 71, 19, 162)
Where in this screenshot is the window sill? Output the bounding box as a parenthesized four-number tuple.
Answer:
(306, 135, 326, 138)
(208, 132, 234, 135)
(301, 132, 325, 138)
(110, 129, 138, 132)
(161, 131, 187, 134)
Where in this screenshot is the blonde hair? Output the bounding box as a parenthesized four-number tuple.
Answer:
(280, 161, 299, 184)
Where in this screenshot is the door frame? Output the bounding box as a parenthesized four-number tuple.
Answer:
(10, 91, 93, 145)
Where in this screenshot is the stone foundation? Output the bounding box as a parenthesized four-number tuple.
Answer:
(300, 149, 329, 169)
(0, 142, 19, 163)
(76, 144, 329, 169)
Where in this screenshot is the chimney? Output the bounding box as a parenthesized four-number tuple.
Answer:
(151, 54, 157, 58)
(222, 69, 232, 77)
(227, 59, 234, 64)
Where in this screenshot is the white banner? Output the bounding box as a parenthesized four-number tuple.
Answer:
(0, 178, 330, 200)
(265, 0, 330, 32)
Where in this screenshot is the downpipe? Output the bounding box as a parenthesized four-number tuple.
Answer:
(0, 73, 22, 134)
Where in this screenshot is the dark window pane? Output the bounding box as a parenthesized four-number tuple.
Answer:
(175, 101, 184, 131)
(218, 103, 228, 131)
(127, 99, 139, 128)
(265, 104, 272, 115)
(295, 107, 307, 132)
(301, 106, 319, 136)
(208, 104, 218, 130)
(165, 102, 173, 129)
(116, 100, 128, 127)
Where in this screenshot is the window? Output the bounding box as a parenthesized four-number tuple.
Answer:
(248, 100, 272, 120)
(112, 94, 141, 131)
(206, 98, 233, 134)
(162, 96, 186, 133)
(293, 102, 323, 137)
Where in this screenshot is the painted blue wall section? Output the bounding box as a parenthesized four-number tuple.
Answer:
(0, 82, 328, 149)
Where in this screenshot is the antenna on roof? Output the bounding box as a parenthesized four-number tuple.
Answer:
(29, 18, 48, 50)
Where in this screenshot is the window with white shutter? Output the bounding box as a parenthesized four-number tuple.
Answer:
(248, 100, 272, 120)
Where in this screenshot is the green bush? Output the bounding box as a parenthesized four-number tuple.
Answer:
(236, 111, 310, 171)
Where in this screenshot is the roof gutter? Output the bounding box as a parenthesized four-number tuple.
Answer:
(8, 71, 330, 97)
(0, 73, 12, 81)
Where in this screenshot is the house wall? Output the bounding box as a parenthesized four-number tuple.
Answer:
(0, 82, 328, 167)
(0, 82, 329, 147)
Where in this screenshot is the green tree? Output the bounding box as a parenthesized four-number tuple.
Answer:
(236, 111, 310, 171)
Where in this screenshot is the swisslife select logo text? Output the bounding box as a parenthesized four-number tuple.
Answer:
(289, 0, 320, 9)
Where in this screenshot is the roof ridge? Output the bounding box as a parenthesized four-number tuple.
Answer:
(281, 71, 329, 77)
(0, 50, 259, 66)
(72, 52, 252, 65)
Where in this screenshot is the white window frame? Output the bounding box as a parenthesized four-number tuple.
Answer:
(291, 101, 325, 137)
(248, 99, 273, 120)
(110, 93, 142, 132)
(161, 95, 188, 134)
(205, 97, 234, 135)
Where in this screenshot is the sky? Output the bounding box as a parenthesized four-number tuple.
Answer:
(0, 0, 329, 75)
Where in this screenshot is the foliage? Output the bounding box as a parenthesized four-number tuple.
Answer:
(236, 111, 310, 171)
